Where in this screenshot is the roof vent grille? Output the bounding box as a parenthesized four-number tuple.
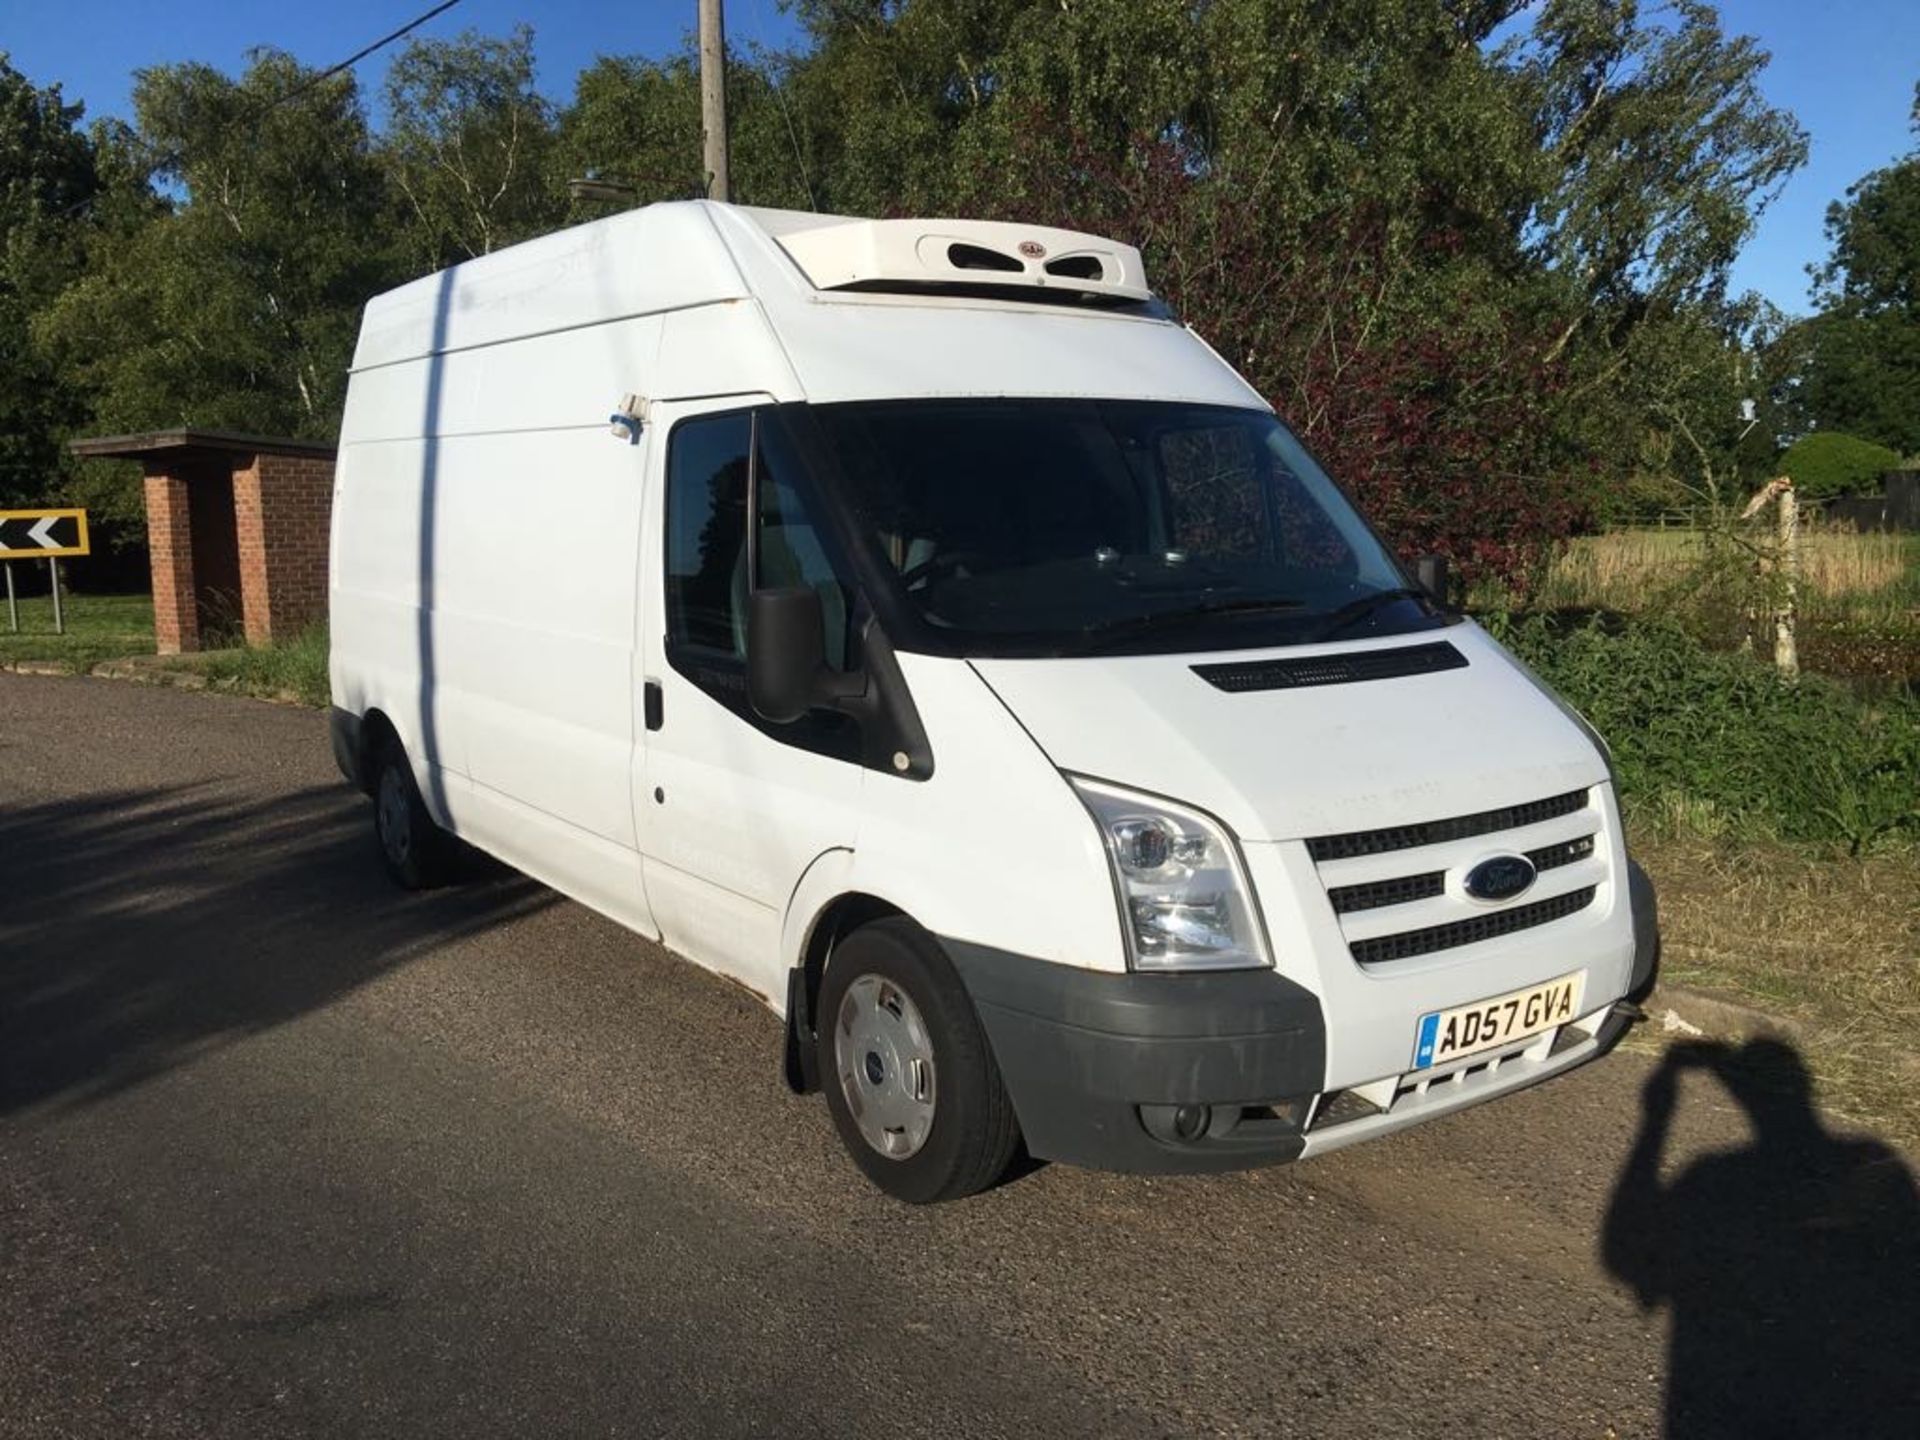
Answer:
(1045, 254, 1106, 281)
(946, 242, 1023, 273)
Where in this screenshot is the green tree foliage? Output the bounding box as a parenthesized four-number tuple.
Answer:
(1798, 84, 1920, 454)
(39, 52, 397, 447)
(1778, 431, 1901, 501)
(1492, 610, 1920, 852)
(555, 47, 815, 212)
(9, 4, 1813, 577)
(0, 54, 98, 507)
(382, 26, 565, 269)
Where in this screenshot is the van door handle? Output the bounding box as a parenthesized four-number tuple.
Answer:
(643, 680, 664, 731)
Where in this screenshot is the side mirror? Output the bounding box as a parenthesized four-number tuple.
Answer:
(747, 586, 860, 724)
(1412, 554, 1450, 608)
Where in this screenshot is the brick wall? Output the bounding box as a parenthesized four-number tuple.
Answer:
(233, 452, 334, 645)
(143, 470, 197, 654)
(259, 453, 334, 637)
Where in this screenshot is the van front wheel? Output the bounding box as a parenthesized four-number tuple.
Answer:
(817, 919, 1019, 1204)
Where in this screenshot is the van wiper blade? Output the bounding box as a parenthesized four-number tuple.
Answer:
(1314, 587, 1433, 641)
(1073, 597, 1306, 653)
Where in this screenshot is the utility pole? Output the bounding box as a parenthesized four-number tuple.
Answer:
(699, 0, 730, 202)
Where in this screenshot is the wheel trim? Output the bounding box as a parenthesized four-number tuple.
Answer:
(835, 974, 937, 1160)
(377, 765, 412, 865)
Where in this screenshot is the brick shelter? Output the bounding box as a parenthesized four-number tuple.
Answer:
(69, 430, 335, 655)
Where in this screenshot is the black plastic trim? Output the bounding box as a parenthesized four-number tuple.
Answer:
(943, 939, 1326, 1174)
(1328, 870, 1446, 915)
(1193, 640, 1467, 693)
(1627, 857, 1660, 1001)
(1326, 833, 1597, 915)
(1307, 789, 1591, 863)
(1351, 886, 1598, 966)
(329, 706, 366, 791)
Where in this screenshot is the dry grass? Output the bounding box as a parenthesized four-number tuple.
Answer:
(1634, 834, 1920, 1150)
(1545, 527, 1917, 613)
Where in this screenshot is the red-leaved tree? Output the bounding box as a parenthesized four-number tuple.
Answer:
(955, 118, 1589, 592)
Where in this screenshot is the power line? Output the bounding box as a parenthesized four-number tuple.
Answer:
(44, 0, 467, 220)
(258, 0, 466, 115)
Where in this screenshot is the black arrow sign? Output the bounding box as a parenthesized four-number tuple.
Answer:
(0, 510, 89, 559)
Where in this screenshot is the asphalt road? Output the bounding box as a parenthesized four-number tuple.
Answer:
(3, 673, 1915, 1439)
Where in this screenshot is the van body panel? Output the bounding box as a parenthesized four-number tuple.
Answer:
(655, 304, 804, 404)
(757, 294, 1261, 409)
(634, 664, 862, 1004)
(344, 315, 668, 441)
(449, 776, 659, 941)
(968, 623, 1607, 843)
(350, 205, 748, 372)
(635, 397, 863, 1006)
(843, 652, 1127, 974)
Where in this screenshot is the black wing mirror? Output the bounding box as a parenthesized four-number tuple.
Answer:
(1411, 554, 1451, 608)
(747, 586, 862, 724)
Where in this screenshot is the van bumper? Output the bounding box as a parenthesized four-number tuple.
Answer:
(944, 940, 1327, 1175)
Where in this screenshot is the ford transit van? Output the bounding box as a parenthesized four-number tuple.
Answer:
(329, 201, 1657, 1202)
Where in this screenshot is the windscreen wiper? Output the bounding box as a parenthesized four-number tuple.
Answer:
(1072, 597, 1306, 654)
(1313, 587, 1434, 642)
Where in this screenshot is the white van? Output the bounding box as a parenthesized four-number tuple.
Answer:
(329, 201, 1657, 1202)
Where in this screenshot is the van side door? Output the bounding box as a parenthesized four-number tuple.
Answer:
(634, 400, 865, 1006)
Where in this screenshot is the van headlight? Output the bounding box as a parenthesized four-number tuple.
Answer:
(1070, 776, 1272, 972)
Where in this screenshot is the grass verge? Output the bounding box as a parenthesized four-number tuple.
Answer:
(194, 624, 330, 708)
(1, 590, 328, 708)
(0, 591, 154, 671)
(1633, 833, 1920, 1152)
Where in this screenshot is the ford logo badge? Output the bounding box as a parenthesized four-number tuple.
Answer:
(1463, 854, 1537, 903)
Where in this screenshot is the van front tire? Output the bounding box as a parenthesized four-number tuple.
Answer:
(817, 918, 1020, 1204)
(372, 735, 456, 890)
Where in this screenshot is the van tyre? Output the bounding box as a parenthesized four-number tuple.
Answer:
(371, 734, 457, 890)
(818, 918, 1019, 1204)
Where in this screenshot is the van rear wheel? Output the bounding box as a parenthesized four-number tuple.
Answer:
(817, 918, 1019, 1203)
(371, 734, 456, 890)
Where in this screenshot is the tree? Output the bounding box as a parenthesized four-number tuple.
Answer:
(1798, 83, 1920, 454)
(554, 44, 815, 214)
(0, 53, 98, 507)
(1778, 432, 1901, 501)
(38, 51, 399, 447)
(381, 26, 565, 269)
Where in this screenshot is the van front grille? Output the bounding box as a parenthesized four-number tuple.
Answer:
(1349, 887, 1597, 966)
(1327, 871, 1445, 915)
(1305, 789, 1589, 863)
(1307, 788, 1607, 967)
(1325, 833, 1597, 916)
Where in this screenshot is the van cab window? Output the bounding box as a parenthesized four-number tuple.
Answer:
(665, 409, 852, 670)
(811, 398, 1433, 658)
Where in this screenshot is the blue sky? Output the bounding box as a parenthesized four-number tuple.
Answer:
(4, 0, 1914, 316)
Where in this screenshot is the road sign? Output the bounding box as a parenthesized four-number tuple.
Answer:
(0, 508, 90, 559)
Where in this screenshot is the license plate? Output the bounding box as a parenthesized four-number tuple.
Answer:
(1412, 971, 1585, 1070)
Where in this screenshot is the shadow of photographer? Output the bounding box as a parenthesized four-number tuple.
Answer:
(1603, 1038, 1919, 1438)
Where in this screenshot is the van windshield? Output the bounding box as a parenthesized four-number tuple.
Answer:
(809, 398, 1444, 657)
